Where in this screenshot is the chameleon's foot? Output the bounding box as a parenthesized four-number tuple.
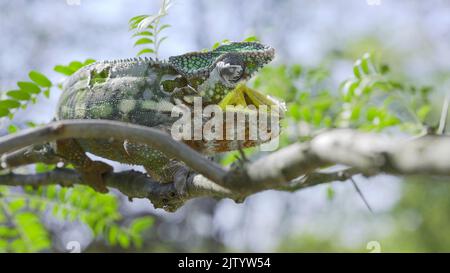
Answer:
(173, 166, 190, 196)
(145, 161, 191, 196)
(78, 161, 113, 193)
(230, 144, 249, 170)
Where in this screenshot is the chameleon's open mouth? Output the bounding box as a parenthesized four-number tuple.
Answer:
(218, 84, 286, 117)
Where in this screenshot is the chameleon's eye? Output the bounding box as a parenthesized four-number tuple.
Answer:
(216, 54, 245, 86)
(217, 61, 244, 85)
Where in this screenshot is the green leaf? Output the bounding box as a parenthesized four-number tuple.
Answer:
(130, 217, 154, 234)
(43, 89, 50, 98)
(94, 221, 106, 236)
(129, 14, 149, 24)
(156, 24, 171, 34)
(10, 239, 27, 252)
(288, 104, 301, 121)
(132, 31, 153, 37)
(9, 198, 26, 213)
(326, 186, 335, 201)
(351, 105, 361, 121)
(361, 53, 371, 75)
(289, 64, 302, 78)
(84, 59, 96, 65)
(28, 71, 52, 87)
(58, 188, 68, 202)
(134, 38, 154, 46)
(129, 15, 150, 29)
(7, 90, 31, 101)
(131, 235, 143, 248)
(243, 35, 259, 42)
(68, 61, 83, 71)
(108, 226, 118, 246)
(380, 64, 390, 74)
(366, 107, 379, 122)
(117, 232, 130, 248)
(0, 227, 18, 238)
(136, 48, 155, 56)
(26, 121, 37, 127)
(0, 99, 21, 109)
(17, 81, 41, 94)
(15, 212, 51, 252)
(7, 124, 18, 133)
(300, 106, 312, 122)
(0, 108, 10, 117)
(211, 42, 221, 50)
(54, 65, 75, 76)
(353, 60, 362, 79)
(35, 163, 54, 173)
(417, 105, 431, 121)
(312, 110, 323, 126)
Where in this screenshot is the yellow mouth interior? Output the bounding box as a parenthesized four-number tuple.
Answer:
(218, 83, 283, 111)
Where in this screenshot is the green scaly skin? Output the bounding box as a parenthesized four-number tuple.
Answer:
(55, 42, 277, 194)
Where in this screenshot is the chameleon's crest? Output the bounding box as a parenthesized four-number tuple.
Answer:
(168, 42, 275, 81)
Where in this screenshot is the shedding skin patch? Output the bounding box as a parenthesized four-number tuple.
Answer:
(88, 66, 111, 87)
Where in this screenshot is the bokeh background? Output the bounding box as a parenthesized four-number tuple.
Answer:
(1, 0, 450, 252)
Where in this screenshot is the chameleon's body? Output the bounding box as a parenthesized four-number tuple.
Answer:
(55, 42, 280, 193)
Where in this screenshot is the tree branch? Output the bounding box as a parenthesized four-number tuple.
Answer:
(3, 120, 450, 211)
(0, 120, 227, 184)
(0, 168, 231, 212)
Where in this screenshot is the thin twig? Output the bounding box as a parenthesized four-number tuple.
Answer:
(350, 177, 373, 213)
(437, 93, 449, 135)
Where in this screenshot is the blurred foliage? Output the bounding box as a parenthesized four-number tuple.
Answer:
(0, 70, 52, 119)
(54, 59, 96, 77)
(277, 177, 450, 253)
(0, 60, 154, 253)
(129, 0, 172, 57)
(253, 53, 432, 137)
(249, 51, 449, 253)
(0, 183, 154, 252)
(382, 177, 450, 252)
(220, 51, 436, 166)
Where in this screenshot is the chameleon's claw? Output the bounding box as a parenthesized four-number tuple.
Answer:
(230, 144, 249, 170)
(173, 166, 190, 196)
(78, 161, 113, 193)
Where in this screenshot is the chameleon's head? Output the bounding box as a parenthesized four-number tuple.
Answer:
(168, 42, 275, 103)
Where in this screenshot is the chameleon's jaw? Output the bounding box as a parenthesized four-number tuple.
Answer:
(186, 83, 285, 154)
(218, 83, 286, 117)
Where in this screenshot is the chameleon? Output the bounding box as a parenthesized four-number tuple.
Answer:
(55, 42, 283, 194)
